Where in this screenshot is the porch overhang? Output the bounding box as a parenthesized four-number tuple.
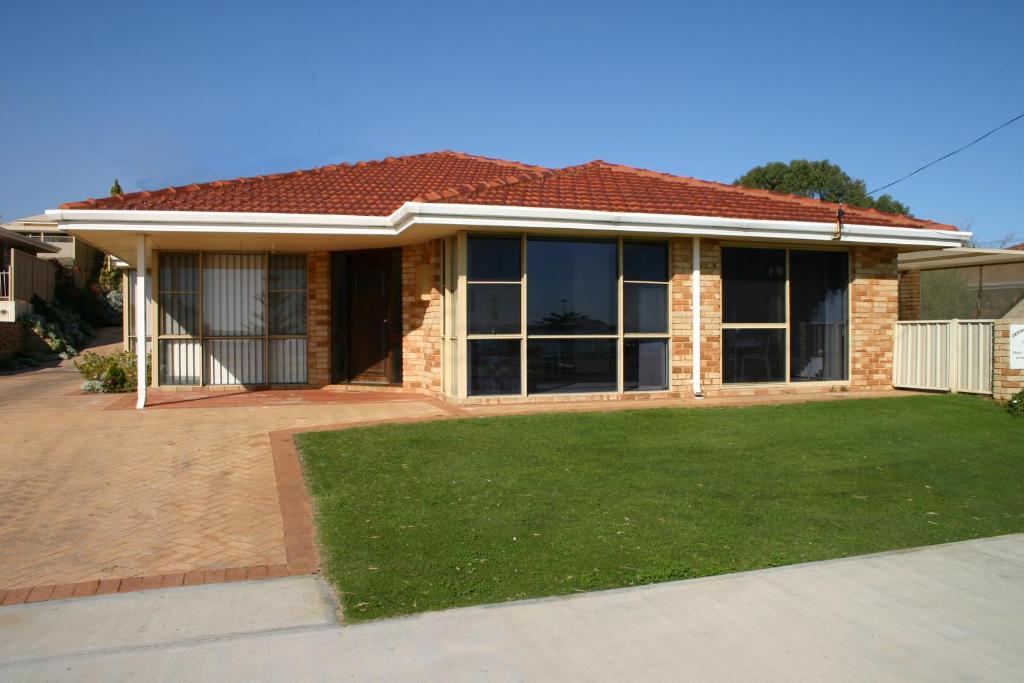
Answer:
(47, 202, 969, 267)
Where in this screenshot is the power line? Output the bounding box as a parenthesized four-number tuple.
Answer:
(867, 111, 1024, 196)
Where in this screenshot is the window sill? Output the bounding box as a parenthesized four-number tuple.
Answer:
(721, 381, 851, 389)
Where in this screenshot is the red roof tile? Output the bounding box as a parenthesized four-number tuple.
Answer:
(61, 151, 957, 231)
(62, 151, 547, 216)
(443, 161, 957, 231)
(1009, 243, 1024, 251)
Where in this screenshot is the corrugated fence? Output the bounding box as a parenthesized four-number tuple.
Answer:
(893, 320, 993, 395)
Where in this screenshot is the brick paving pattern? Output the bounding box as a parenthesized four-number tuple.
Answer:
(0, 330, 448, 593)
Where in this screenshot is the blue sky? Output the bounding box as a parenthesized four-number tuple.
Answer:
(2, 0, 1021, 244)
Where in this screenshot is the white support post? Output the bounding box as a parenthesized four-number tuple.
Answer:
(692, 236, 703, 397)
(135, 235, 148, 410)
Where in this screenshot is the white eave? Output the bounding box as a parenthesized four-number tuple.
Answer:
(46, 202, 970, 249)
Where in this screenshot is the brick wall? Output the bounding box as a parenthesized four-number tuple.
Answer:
(898, 269, 921, 321)
(0, 322, 23, 359)
(692, 244, 897, 398)
(993, 320, 1024, 402)
(401, 241, 443, 395)
(698, 240, 723, 396)
(306, 252, 331, 386)
(669, 238, 693, 393)
(314, 239, 900, 401)
(850, 247, 899, 391)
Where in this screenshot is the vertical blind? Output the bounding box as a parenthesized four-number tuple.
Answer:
(157, 253, 307, 386)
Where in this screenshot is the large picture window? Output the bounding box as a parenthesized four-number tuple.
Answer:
(722, 247, 848, 384)
(157, 252, 308, 386)
(465, 235, 669, 396)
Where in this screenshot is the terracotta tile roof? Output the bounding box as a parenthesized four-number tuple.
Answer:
(1010, 243, 1024, 251)
(62, 151, 547, 216)
(442, 161, 957, 231)
(61, 150, 957, 231)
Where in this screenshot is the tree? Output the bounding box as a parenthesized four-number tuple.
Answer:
(735, 160, 910, 216)
(110, 178, 123, 196)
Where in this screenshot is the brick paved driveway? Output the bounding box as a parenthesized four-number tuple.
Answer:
(0, 330, 448, 591)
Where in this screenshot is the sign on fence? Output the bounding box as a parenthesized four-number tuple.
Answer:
(1011, 325, 1024, 370)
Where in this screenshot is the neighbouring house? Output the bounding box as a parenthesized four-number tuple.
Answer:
(0, 225, 59, 322)
(5, 213, 103, 287)
(899, 247, 1024, 320)
(47, 151, 967, 407)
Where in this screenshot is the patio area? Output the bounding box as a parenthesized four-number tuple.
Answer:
(0, 329, 910, 602)
(0, 332, 451, 598)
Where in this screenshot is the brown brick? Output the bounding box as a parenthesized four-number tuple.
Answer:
(25, 585, 55, 603)
(49, 584, 77, 601)
(73, 581, 100, 598)
(183, 569, 206, 586)
(246, 565, 268, 580)
(205, 569, 226, 584)
(162, 573, 185, 588)
(2, 587, 31, 605)
(224, 567, 247, 582)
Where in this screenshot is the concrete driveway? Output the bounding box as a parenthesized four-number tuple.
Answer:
(0, 329, 450, 595)
(1, 534, 1021, 681)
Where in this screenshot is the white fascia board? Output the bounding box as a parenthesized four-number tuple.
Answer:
(46, 208, 390, 228)
(46, 202, 970, 249)
(55, 222, 398, 237)
(399, 202, 971, 248)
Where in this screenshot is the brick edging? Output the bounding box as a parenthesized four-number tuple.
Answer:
(0, 391, 914, 608)
(268, 429, 320, 575)
(0, 424, 324, 608)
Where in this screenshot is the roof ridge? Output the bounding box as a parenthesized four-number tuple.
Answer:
(59, 150, 546, 210)
(413, 157, 561, 204)
(416, 159, 609, 204)
(586, 161, 946, 229)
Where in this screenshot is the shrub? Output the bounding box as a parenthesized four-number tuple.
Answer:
(30, 296, 91, 347)
(1009, 389, 1024, 417)
(81, 379, 104, 393)
(74, 350, 150, 393)
(21, 313, 77, 359)
(98, 266, 121, 293)
(106, 289, 123, 317)
(53, 260, 121, 326)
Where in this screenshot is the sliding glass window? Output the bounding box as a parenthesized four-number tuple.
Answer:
(465, 235, 669, 397)
(789, 250, 848, 381)
(527, 238, 618, 393)
(722, 247, 848, 384)
(156, 252, 308, 386)
(158, 254, 201, 385)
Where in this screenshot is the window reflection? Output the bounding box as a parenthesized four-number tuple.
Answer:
(527, 239, 617, 334)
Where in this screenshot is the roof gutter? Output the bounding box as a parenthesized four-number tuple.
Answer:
(47, 203, 970, 249)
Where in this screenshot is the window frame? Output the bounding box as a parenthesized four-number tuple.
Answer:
(153, 250, 309, 387)
(462, 234, 671, 397)
(721, 244, 852, 386)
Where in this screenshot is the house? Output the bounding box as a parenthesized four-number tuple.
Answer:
(46, 151, 967, 408)
(899, 247, 1024, 320)
(5, 213, 103, 287)
(0, 225, 59, 322)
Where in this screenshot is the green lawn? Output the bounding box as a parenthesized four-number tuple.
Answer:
(296, 394, 1023, 622)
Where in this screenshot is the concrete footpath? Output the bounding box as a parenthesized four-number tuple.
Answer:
(1, 535, 1022, 682)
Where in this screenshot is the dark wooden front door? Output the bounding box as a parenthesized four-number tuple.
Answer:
(331, 249, 401, 384)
